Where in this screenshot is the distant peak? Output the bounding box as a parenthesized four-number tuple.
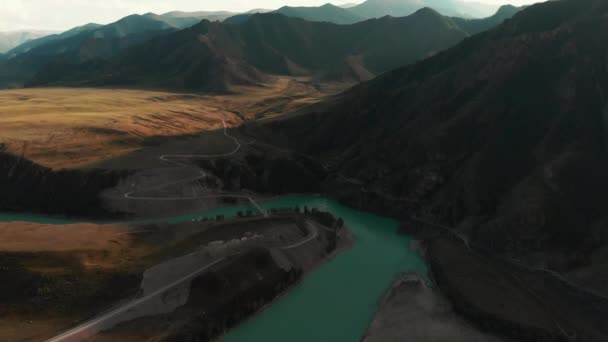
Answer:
(498, 4, 517, 10)
(412, 7, 441, 17)
(492, 4, 520, 18)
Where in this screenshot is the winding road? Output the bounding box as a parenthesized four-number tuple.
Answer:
(122, 112, 267, 217)
(45, 111, 335, 341)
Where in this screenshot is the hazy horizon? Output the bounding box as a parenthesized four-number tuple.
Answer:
(1, 0, 544, 32)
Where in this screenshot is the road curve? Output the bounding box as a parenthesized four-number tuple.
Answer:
(122, 112, 267, 217)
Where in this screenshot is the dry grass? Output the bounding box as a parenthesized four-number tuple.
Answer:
(0, 222, 131, 252)
(0, 77, 344, 169)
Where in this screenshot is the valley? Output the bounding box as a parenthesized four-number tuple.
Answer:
(1, 0, 608, 342)
(0, 77, 343, 169)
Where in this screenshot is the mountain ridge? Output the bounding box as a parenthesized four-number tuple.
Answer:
(0, 30, 57, 53)
(0, 13, 209, 88)
(29, 10, 475, 91)
(255, 0, 608, 273)
(349, 0, 499, 19)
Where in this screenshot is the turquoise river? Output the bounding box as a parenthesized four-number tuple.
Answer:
(0, 196, 427, 342)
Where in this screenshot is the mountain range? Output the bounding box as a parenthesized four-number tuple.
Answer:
(224, 3, 365, 25)
(27, 7, 521, 92)
(5, 24, 103, 58)
(0, 12, 214, 88)
(161, 10, 238, 22)
(0, 0, 524, 91)
(225, 0, 501, 26)
(259, 0, 608, 269)
(349, 0, 499, 19)
(273, 4, 365, 24)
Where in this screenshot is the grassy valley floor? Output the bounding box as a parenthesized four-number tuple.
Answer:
(0, 77, 346, 169)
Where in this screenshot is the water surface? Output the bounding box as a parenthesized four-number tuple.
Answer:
(220, 196, 427, 342)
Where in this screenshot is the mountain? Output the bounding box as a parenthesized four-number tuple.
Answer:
(0, 30, 56, 53)
(224, 0, 503, 25)
(6, 24, 102, 57)
(5, 11, 208, 59)
(30, 20, 270, 92)
(457, 0, 504, 17)
(274, 4, 364, 24)
(225, 3, 364, 25)
(349, 0, 499, 19)
(453, 4, 523, 35)
(349, 0, 426, 18)
(223, 14, 256, 25)
(258, 0, 608, 270)
(142, 12, 206, 29)
(162, 10, 237, 22)
(0, 13, 202, 88)
(31, 9, 473, 91)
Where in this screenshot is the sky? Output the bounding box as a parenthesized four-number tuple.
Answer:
(0, 0, 544, 31)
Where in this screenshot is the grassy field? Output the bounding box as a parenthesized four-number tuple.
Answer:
(0, 78, 343, 169)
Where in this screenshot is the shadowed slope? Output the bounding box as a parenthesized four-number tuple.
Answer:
(261, 0, 608, 269)
(31, 10, 471, 91)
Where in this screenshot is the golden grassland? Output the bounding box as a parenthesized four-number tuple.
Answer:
(0, 77, 344, 169)
(0, 222, 131, 253)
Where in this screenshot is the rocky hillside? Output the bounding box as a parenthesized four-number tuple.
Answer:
(260, 0, 608, 270)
